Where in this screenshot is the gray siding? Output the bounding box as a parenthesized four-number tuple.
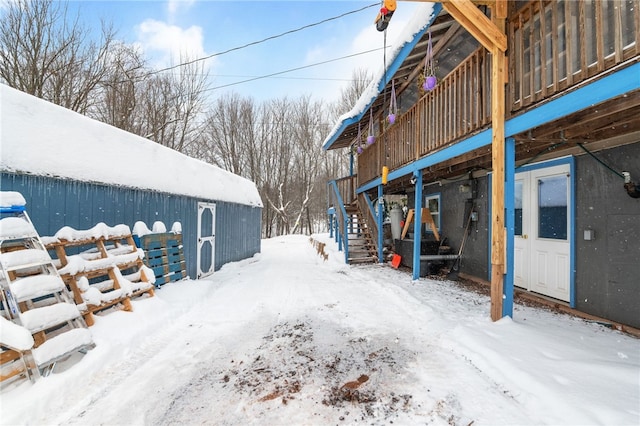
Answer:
(406, 176, 490, 280)
(574, 142, 640, 328)
(405, 141, 640, 328)
(1, 173, 261, 279)
(435, 177, 490, 280)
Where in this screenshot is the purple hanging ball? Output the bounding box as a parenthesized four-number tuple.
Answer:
(388, 113, 396, 124)
(357, 145, 363, 154)
(424, 75, 437, 91)
(366, 135, 375, 145)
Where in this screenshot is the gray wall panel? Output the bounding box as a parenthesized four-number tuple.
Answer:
(575, 142, 640, 328)
(1, 173, 261, 280)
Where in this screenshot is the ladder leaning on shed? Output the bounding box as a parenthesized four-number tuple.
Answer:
(0, 196, 94, 383)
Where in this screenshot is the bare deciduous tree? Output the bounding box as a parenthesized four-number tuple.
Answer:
(153, 58, 210, 153)
(331, 68, 373, 119)
(0, 0, 116, 114)
(93, 43, 146, 132)
(200, 92, 256, 175)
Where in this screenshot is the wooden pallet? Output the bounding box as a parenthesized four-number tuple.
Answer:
(135, 233, 186, 286)
(45, 224, 155, 326)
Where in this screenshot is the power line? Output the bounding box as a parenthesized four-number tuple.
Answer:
(145, 2, 379, 78)
(212, 74, 354, 82)
(204, 47, 385, 93)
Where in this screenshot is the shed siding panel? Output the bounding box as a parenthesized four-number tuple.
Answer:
(1, 173, 261, 280)
(215, 202, 262, 270)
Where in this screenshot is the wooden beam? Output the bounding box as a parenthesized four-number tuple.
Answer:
(441, 0, 507, 52)
(398, 22, 462, 95)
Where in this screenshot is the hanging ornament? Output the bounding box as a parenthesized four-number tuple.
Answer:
(388, 79, 397, 124)
(422, 31, 437, 91)
(366, 109, 375, 144)
(356, 122, 364, 154)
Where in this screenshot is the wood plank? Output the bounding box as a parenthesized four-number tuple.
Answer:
(0, 348, 22, 364)
(400, 208, 440, 240)
(442, 0, 507, 52)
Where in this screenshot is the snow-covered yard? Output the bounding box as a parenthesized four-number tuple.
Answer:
(2, 234, 638, 425)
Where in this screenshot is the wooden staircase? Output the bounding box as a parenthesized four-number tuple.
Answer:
(344, 205, 378, 265)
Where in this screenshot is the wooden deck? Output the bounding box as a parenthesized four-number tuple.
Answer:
(353, 0, 639, 186)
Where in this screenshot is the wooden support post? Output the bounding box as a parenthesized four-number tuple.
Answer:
(399, 0, 508, 319)
(504, 136, 515, 318)
(378, 185, 385, 263)
(412, 172, 424, 280)
(490, 9, 507, 322)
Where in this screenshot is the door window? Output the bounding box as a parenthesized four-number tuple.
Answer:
(515, 180, 523, 236)
(537, 175, 567, 240)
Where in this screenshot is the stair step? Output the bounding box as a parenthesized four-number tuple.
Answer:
(0, 217, 37, 240)
(348, 257, 378, 264)
(10, 275, 66, 302)
(0, 249, 51, 272)
(349, 248, 375, 254)
(32, 328, 93, 368)
(0, 316, 34, 351)
(20, 302, 82, 333)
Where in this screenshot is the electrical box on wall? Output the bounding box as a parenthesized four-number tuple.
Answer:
(584, 229, 595, 241)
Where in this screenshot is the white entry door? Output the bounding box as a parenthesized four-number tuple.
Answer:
(197, 202, 216, 278)
(514, 164, 571, 302)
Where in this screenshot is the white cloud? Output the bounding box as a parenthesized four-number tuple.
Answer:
(167, 0, 196, 16)
(299, 6, 419, 104)
(135, 19, 209, 68)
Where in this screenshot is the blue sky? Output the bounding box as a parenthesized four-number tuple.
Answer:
(62, 0, 420, 103)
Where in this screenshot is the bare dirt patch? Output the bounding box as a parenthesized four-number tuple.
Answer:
(221, 319, 419, 423)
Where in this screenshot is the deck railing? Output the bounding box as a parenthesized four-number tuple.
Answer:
(357, 0, 639, 186)
(358, 48, 492, 185)
(510, 0, 639, 110)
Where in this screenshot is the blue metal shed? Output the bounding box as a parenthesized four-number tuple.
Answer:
(1, 84, 262, 279)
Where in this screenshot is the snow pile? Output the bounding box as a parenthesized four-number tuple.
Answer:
(0, 192, 26, 209)
(0, 316, 34, 352)
(0, 249, 50, 270)
(76, 276, 124, 307)
(0, 84, 263, 208)
(151, 221, 167, 233)
(57, 249, 143, 276)
(132, 220, 181, 236)
(51, 223, 131, 243)
(20, 303, 81, 333)
(1, 234, 637, 425)
(9, 275, 66, 302)
(0, 217, 37, 240)
(31, 328, 93, 367)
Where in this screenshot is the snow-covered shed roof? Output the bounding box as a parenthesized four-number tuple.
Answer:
(0, 84, 263, 208)
(322, 2, 441, 151)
